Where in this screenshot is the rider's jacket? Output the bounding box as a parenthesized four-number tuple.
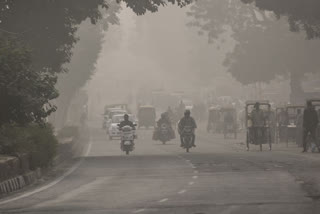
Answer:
(157, 118, 171, 128)
(178, 116, 197, 133)
(251, 109, 265, 127)
(303, 107, 319, 130)
(119, 120, 135, 130)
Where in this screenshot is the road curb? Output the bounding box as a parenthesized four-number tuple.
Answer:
(0, 170, 40, 196)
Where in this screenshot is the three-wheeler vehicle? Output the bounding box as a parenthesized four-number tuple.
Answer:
(207, 107, 222, 133)
(245, 100, 272, 151)
(275, 106, 287, 144)
(137, 105, 156, 129)
(220, 107, 237, 139)
(284, 105, 304, 146)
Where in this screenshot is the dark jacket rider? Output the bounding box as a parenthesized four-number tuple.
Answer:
(178, 110, 197, 147)
(157, 113, 175, 139)
(302, 101, 320, 152)
(157, 113, 171, 127)
(119, 114, 135, 130)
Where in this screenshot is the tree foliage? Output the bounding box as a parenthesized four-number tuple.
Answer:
(0, 35, 58, 126)
(187, 0, 320, 90)
(119, 0, 193, 15)
(241, 0, 320, 39)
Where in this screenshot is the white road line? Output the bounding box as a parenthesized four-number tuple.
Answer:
(189, 181, 194, 185)
(0, 141, 93, 205)
(133, 209, 145, 213)
(186, 159, 190, 162)
(218, 205, 239, 214)
(34, 177, 109, 208)
(192, 175, 198, 179)
(158, 198, 168, 203)
(178, 189, 186, 194)
(191, 165, 196, 169)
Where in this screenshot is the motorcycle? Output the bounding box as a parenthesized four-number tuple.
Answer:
(119, 125, 136, 155)
(158, 123, 171, 144)
(181, 126, 194, 153)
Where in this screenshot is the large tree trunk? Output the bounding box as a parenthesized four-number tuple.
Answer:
(290, 73, 304, 104)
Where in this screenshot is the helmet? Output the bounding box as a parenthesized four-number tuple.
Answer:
(184, 109, 191, 116)
(124, 114, 129, 120)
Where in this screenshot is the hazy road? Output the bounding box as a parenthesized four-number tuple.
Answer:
(1, 121, 320, 214)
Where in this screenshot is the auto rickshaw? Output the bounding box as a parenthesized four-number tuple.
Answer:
(137, 105, 156, 128)
(246, 100, 272, 151)
(275, 106, 287, 144)
(220, 107, 237, 139)
(285, 105, 304, 146)
(207, 107, 221, 133)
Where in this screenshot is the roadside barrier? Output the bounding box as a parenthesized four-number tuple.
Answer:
(0, 171, 40, 196)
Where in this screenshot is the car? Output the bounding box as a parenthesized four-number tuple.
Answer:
(108, 114, 137, 140)
(104, 109, 128, 132)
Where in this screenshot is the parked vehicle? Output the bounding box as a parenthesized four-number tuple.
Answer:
(207, 107, 221, 133)
(284, 105, 304, 146)
(245, 100, 272, 151)
(275, 106, 287, 143)
(220, 107, 237, 139)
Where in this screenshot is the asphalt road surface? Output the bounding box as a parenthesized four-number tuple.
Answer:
(1, 121, 320, 214)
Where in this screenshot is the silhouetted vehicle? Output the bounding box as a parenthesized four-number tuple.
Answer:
(181, 126, 194, 153)
(103, 103, 129, 130)
(138, 105, 156, 128)
(220, 107, 237, 139)
(246, 100, 272, 151)
(207, 107, 221, 133)
(284, 105, 304, 146)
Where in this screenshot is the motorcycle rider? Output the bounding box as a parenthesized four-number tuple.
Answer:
(118, 114, 136, 149)
(178, 110, 197, 147)
(119, 114, 135, 130)
(155, 112, 175, 139)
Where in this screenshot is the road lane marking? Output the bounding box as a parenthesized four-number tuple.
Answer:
(192, 176, 198, 179)
(218, 205, 239, 214)
(158, 198, 168, 203)
(34, 177, 109, 208)
(189, 181, 194, 185)
(178, 189, 186, 194)
(133, 209, 145, 213)
(186, 159, 190, 162)
(0, 140, 93, 205)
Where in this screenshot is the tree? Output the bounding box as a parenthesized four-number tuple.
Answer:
(0, 35, 58, 126)
(0, 0, 108, 75)
(241, 0, 320, 39)
(187, 0, 320, 103)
